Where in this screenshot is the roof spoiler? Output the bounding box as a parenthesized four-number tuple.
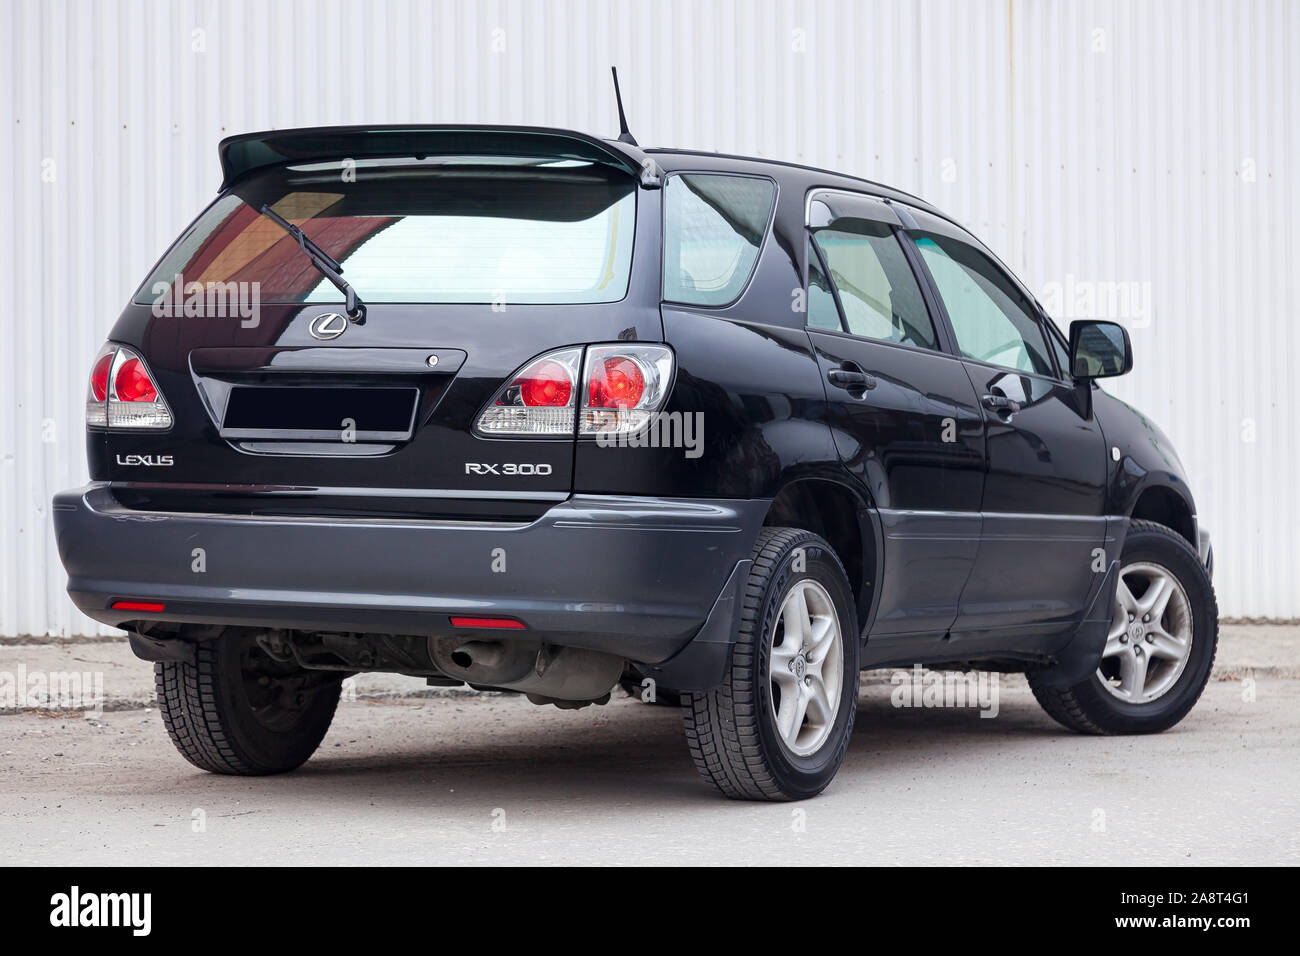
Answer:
(216, 124, 657, 192)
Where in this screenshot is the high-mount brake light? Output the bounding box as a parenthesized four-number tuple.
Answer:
(475, 347, 582, 436)
(85, 344, 173, 430)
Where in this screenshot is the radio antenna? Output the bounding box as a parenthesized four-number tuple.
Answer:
(611, 66, 638, 146)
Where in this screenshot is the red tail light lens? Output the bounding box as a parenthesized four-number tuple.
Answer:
(85, 343, 173, 429)
(587, 356, 646, 409)
(111, 601, 165, 613)
(513, 358, 574, 408)
(578, 345, 674, 437)
(476, 347, 582, 436)
(90, 353, 113, 402)
(114, 357, 158, 402)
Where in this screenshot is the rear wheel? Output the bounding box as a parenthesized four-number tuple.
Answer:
(1028, 520, 1218, 734)
(683, 528, 859, 800)
(155, 629, 341, 775)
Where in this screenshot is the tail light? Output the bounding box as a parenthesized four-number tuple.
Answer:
(475, 347, 583, 436)
(85, 343, 173, 430)
(475, 345, 674, 438)
(579, 345, 673, 437)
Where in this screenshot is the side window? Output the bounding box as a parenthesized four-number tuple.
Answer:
(911, 230, 1053, 375)
(808, 220, 938, 350)
(806, 244, 841, 331)
(663, 173, 776, 306)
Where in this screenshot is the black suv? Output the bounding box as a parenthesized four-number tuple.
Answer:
(53, 125, 1217, 800)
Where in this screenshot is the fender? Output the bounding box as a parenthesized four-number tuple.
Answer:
(1092, 388, 1198, 523)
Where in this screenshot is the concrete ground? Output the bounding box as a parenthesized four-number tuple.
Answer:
(1, 624, 1297, 865)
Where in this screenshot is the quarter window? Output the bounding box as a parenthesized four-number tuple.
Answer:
(663, 174, 776, 306)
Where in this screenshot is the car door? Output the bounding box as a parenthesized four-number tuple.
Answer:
(901, 207, 1108, 641)
(803, 192, 985, 637)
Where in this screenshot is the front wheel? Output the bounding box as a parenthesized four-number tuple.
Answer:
(1028, 519, 1218, 734)
(683, 528, 859, 800)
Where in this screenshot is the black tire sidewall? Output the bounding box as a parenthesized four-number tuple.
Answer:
(750, 535, 859, 796)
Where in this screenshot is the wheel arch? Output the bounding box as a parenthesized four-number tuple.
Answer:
(761, 477, 880, 636)
(1129, 484, 1197, 548)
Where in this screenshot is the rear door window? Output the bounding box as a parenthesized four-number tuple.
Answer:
(808, 220, 939, 351)
(662, 173, 776, 306)
(806, 247, 841, 331)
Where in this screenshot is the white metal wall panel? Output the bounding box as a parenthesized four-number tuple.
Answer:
(1, 0, 1294, 635)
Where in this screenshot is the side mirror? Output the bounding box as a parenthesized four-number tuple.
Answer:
(1069, 320, 1133, 379)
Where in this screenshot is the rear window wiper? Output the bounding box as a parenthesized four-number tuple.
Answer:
(259, 204, 366, 324)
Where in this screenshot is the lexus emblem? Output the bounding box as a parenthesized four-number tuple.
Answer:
(308, 312, 348, 341)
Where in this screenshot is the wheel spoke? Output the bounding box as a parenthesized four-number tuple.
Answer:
(1146, 629, 1188, 663)
(806, 676, 834, 725)
(770, 662, 800, 688)
(771, 640, 799, 670)
(806, 615, 836, 668)
(1103, 610, 1129, 658)
(1118, 648, 1150, 698)
(780, 686, 809, 743)
(780, 590, 809, 648)
(1115, 577, 1140, 617)
(1139, 572, 1175, 623)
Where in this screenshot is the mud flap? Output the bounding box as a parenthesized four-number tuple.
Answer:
(636, 559, 750, 693)
(1031, 559, 1119, 690)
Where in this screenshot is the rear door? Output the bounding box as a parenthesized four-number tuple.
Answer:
(803, 192, 985, 637)
(102, 155, 660, 520)
(901, 207, 1107, 639)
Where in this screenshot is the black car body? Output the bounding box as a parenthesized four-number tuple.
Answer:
(53, 125, 1217, 798)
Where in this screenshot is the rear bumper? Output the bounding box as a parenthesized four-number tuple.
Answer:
(53, 483, 767, 668)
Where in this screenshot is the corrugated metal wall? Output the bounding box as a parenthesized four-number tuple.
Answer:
(2, 0, 1295, 635)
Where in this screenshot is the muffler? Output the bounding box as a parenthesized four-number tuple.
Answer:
(429, 635, 623, 702)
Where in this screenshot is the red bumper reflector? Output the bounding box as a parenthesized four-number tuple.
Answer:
(448, 616, 525, 630)
(112, 601, 165, 613)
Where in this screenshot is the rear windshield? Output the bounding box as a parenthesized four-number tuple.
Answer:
(136, 159, 637, 306)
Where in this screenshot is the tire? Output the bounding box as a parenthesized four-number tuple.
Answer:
(683, 527, 859, 800)
(155, 630, 341, 775)
(1028, 519, 1218, 734)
